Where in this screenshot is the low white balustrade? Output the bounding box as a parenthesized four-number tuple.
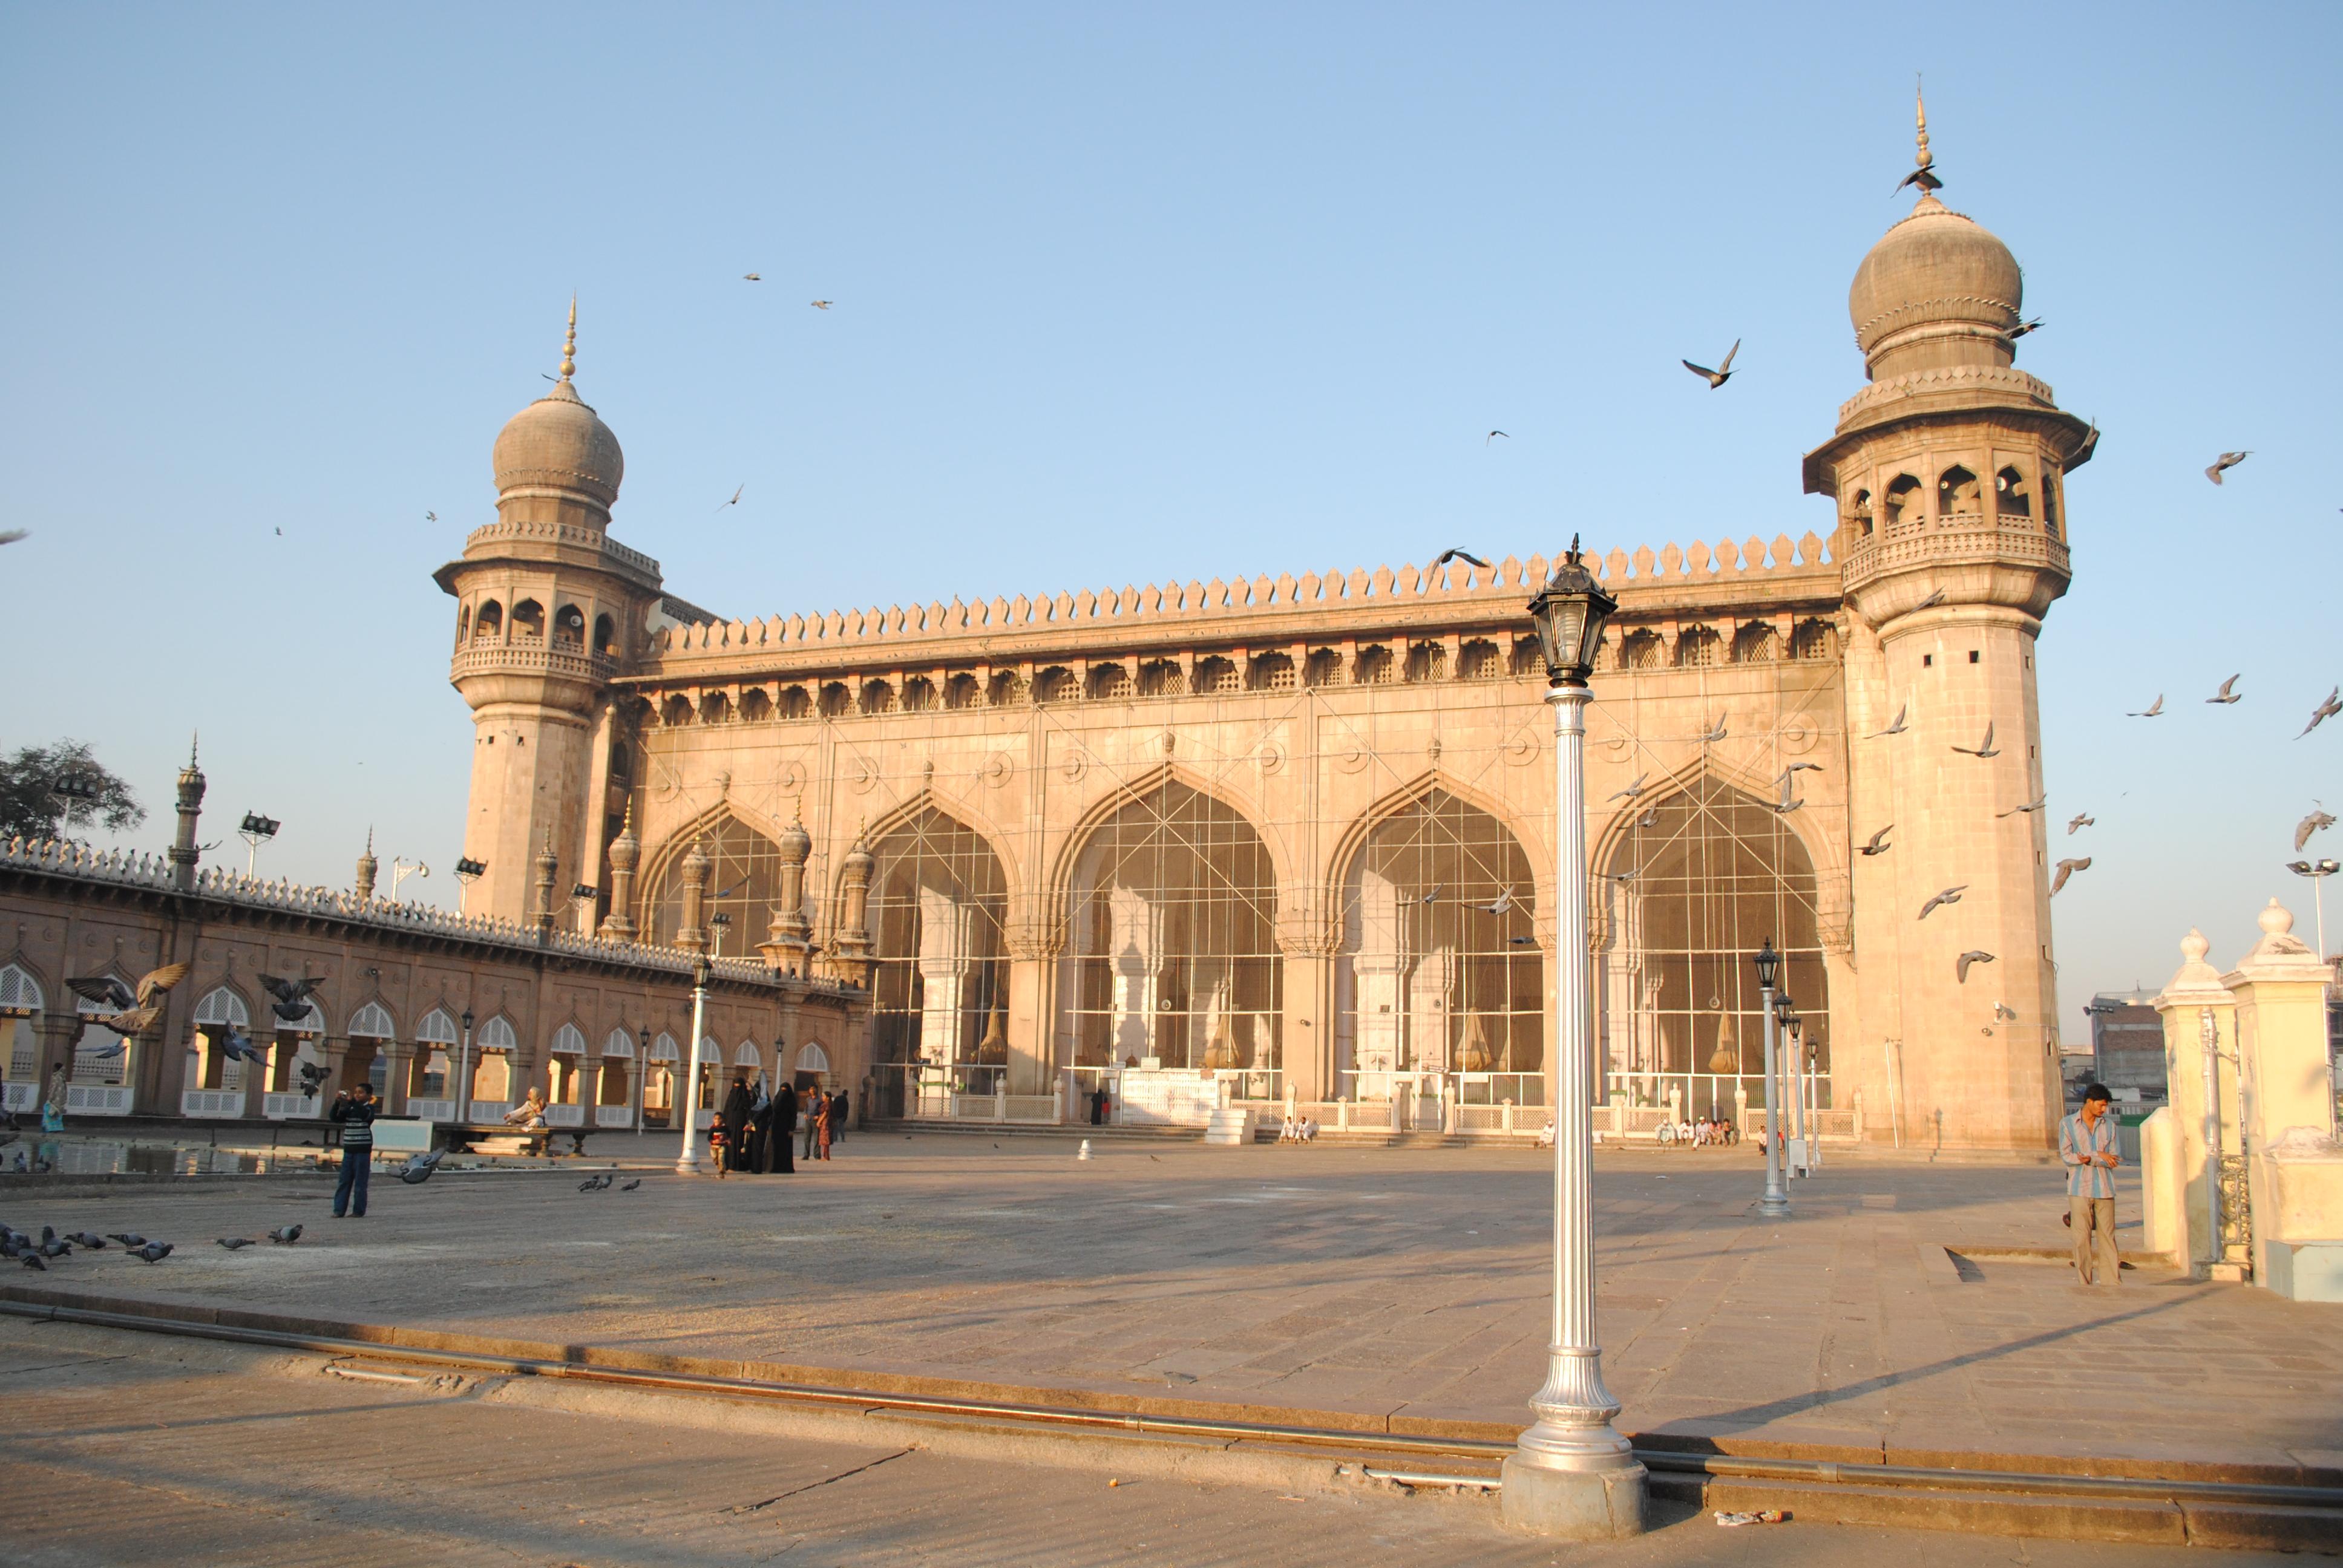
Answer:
(543, 1103, 584, 1126)
(264, 1091, 320, 1119)
(2, 1083, 36, 1112)
(594, 1105, 634, 1128)
(405, 1097, 460, 1122)
(468, 1100, 513, 1123)
(61, 1084, 132, 1114)
(181, 1089, 244, 1117)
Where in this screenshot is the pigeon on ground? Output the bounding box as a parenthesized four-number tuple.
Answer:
(1608, 774, 1650, 802)
(1956, 950, 1996, 983)
(2204, 451, 2250, 485)
(621, 1178, 641, 1191)
(267, 1224, 303, 1245)
(398, 1149, 445, 1186)
(131, 1241, 174, 1263)
(1919, 886, 1969, 921)
(216, 1237, 254, 1250)
(1681, 339, 1740, 389)
(2297, 806, 2336, 852)
(2051, 857, 2092, 895)
(1870, 704, 1909, 738)
(256, 973, 327, 1025)
(66, 961, 192, 1038)
(2207, 675, 2242, 705)
(1951, 722, 1999, 758)
(106, 1233, 146, 1247)
(1860, 825, 1894, 857)
(2298, 687, 2341, 739)
(1998, 794, 2047, 818)
(1432, 547, 1490, 569)
(66, 1232, 106, 1250)
(578, 1176, 602, 1192)
(2066, 813, 2094, 836)
(2128, 694, 2165, 718)
(20, 1253, 44, 1271)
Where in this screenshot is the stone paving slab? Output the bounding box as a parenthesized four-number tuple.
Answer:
(1, 1134, 2337, 1481)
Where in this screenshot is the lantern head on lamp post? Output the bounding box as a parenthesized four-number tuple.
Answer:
(1752, 938, 1781, 992)
(1527, 535, 1618, 688)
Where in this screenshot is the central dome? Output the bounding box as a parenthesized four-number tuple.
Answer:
(1847, 194, 2023, 381)
(491, 379, 624, 509)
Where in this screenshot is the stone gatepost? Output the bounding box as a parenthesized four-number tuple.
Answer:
(2223, 900, 2343, 1301)
(2151, 929, 2238, 1273)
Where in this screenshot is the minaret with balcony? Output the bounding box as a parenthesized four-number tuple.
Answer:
(1804, 96, 2096, 1150)
(434, 304, 664, 924)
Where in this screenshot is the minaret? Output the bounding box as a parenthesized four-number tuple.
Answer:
(168, 735, 205, 892)
(1805, 93, 2095, 1151)
(355, 829, 379, 900)
(433, 301, 665, 924)
(602, 800, 640, 938)
(533, 829, 560, 937)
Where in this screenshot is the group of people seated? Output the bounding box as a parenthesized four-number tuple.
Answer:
(1276, 1114, 1319, 1143)
(1679, 1114, 1737, 1146)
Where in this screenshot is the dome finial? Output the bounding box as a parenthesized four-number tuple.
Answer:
(1915, 76, 1931, 171)
(560, 295, 577, 382)
(1895, 76, 1944, 199)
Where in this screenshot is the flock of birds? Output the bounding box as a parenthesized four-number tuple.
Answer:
(1, 1221, 307, 1269)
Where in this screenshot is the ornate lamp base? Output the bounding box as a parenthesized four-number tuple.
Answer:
(1499, 1452, 1647, 1539)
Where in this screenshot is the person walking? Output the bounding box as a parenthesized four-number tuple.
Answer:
(801, 1086, 821, 1162)
(813, 1088, 833, 1162)
(721, 1074, 755, 1173)
(709, 1111, 731, 1179)
(830, 1088, 848, 1146)
(2060, 1083, 2123, 1287)
(329, 1081, 378, 1218)
(772, 1081, 798, 1174)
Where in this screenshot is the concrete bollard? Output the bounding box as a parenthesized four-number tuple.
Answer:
(1078, 1138, 1092, 1161)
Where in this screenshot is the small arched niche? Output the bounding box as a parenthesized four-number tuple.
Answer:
(818, 682, 852, 717)
(1850, 488, 1874, 538)
(1137, 659, 1183, 697)
(511, 599, 545, 640)
(1994, 465, 2031, 518)
(553, 604, 586, 647)
(592, 612, 618, 657)
(1883, 474, 1921, 528)
(1938, 465, 1981, 516)
(473, 600, 504, 641)
(944, 673, 980, 710)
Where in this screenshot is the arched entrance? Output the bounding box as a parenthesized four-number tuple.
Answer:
(866, 806, 1009, 1117)
(649, 812, 785, 953)
(1596, 774, 1831, 1119)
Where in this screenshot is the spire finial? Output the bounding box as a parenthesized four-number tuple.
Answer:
(1914, 76, 1932, 174)
(365, 826, 374, 854)
(560, 295, 577, 382)
(188, 732, 200, 766)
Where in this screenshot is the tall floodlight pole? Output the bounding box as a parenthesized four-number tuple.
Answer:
(1753, 944, 1789, 1217)
(2287, 859, 2336, 976)
(675, 953, 712, 1175)
(1504, 538, 1645, 1539)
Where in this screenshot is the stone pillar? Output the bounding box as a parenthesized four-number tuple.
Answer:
(916, 882, 974, 1064)
(1003, 915, 1062, 1097)
(677, 836, 711, 950)
(759, 809, 814, 976)
(321, 1038, 354, 1101)
(831, 829, 876, 987)
(2223, 900, 2343, 1299)
(2152, 928, 2238, 1274)
(381, 1042, 413, 1116)
(602, 801, 640, 938)
(1278, 938, 1336, 1104)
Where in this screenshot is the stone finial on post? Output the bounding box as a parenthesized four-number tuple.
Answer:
(2222, 900, 2343, 1301)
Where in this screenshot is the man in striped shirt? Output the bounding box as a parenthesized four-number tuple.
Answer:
(2060, 1083, 2122, 1287)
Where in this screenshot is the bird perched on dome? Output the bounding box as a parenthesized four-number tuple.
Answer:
(1895, 85, 1942, 195)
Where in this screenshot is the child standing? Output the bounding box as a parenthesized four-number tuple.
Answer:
(709, 1112, 730, 1179)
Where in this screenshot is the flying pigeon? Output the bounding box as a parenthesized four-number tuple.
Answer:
(1860, 825, 1894, 857)
(425, 511, 436, 522)
(1681, 339, 1740, 389)
(1919, 885, 1969, 921)
(257, 973, 327, 1024)
(220, 1028, 269, 1065)
(1478, 890, 1516, 916)
(398, 1149, 446, 1186)
(0, 529, 27, 545)
(1994, 1002, 2020, 1021)
(2207, 675, 2242, 705)
(2066, 813, 2094, 836)
(1773, 773, 1804, 815)
(742, 272, 761, 281)
(717, 485, 743, 512)
(1509, 935, 1538, 946)
(1915, 588, 1948, 610)
(1998, 794, 2048, 818)
(2008, 318, 2044, 339)
(216, 1237, 254, 1250)
(1956, 950, 1996, 983)
(1636, 808, 1660, 830)
(1610, 866, 1642, 884)
(2128, 696, 2164, 718)
(1485, 431, 1508, 445)
(1433, 547, 1490, 570)
(1696, 714, 1728, 744)
(2298, 806, 2336, 852)
(66, 962, 192, 1038)
(131, 1241, 174, 1263)
(2204, 451, 2250, 485)
(810, 299, 832, 310)
(1870, 704, 1909, 738)
(1608, 774, 1650, 802)
(2299, 688, 2342, 739)
(1419, 885, 1442, 905)
(2051, 857, 2092, 895)
(1951, 722, 2000, 757)
(267, 1224, 303, 1245)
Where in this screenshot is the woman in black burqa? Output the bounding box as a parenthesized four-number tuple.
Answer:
(768, 1081, 798, 1173)
(720, 1075, 756, 1173)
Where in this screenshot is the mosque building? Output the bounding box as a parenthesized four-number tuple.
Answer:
(436, 113, 2093, 1150)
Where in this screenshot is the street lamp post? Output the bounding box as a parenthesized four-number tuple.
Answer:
(456, 1008, 475, 1123)
(1778, 997, 1803, 1177)
(675, 953, 713, 1175)
(1752, 944, 1790, 1217)
(636, 1025, 650, 1134)
(1502, 538, 1645, 1540)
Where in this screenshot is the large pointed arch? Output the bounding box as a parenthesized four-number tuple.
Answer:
(1043, 762, 1290, 930)
(638, 797, 793, 913)
(641, 803, 788, 952)
(863, 795, 1015, 1091)
(1325, 769, 1551, 938)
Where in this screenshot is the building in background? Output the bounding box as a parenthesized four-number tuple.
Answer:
(2086, 987, 2167, 1105)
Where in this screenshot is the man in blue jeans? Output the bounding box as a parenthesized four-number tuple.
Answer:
(329, 1082, 378, 1218)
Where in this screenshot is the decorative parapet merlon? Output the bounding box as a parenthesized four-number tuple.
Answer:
(643, 534, 1840, 665)
(0, 837, 828, 993)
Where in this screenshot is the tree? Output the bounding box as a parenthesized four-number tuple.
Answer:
(0, 740, 146, 844)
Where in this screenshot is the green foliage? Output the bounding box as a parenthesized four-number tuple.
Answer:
(0, 739, 146, 843)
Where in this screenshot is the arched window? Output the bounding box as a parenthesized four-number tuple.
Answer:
(1304, 649, 1343, 688)
(415, 1008, 459, 1045)
(1674, 626, 1721, 668)
(700, 691, 733, 724)
(661, 694, 694, 727)
(988, 671, 1027, 707)
(1730, 624, 1777, 664)
(194, 987, 252, 1028)
(900, 677, 937, 712)
(1088, 664, 1133, 701)
(473, 600, 503, 641)
(1191, 656, 1237, 694)
(1595, 775, 1831, 1114)
(860, 679, 897, 715)
(1246, 653, 1296, 691)
(456, 605, 472, 645)
(2043, 474, 2061, 540)
(738, 688, 772, 722)
(1061, 782, 1280, 1073)
(1354, 645, 1394, 685)
(1403, 642, 1446, 683)
(652, 812, 785, 949)
(593, 612, 618, 657)
(1883, 474, 1921, 528)
(1511, 638, 1544, 678)
(1995, 465, 2031, 518)
(511, 599, 545, 641)
(818, 682, 851, 717)
(1457, 641, 1501, 681)
(551, 1022, 586, 1056)
(1338, 789, 1540, 1100)
(601, 1028, 637, 1058)
(553, 604, 586, 647)
(1789, 619, 1838, 662)
(868, 808, 1009, 1103)
(349, 1001, 395, 1038)
(733, 1040, 764, 1071)
(1938, 465, 1981, 515)
(1033, 667, 1076, 705)
(1850, 487, 1873, 538)
(476, 1016, 518, 1052)
(1620, 629, 1663, 671)
(795, 1041, 831, 1081)
(944, 674, 980, 710)
(0, 962, 44, 1013)
(1137, 659, 1184, 697)
(778, 685, 811, 719)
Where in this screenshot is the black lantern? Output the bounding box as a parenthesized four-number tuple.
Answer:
(460, 1008, 474, 1032)
(638, 1024, 651, 1055)
(1751, 938, 1780, 991)
(1774, 992, 1798, 1031)
(1525, 534, 1618, 687)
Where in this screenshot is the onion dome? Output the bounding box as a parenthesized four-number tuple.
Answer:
(779, 806, 813, 866)
(841, 827, 874, 884)
(490, 299, 624, 510)
(1846, 91, 2023, 381)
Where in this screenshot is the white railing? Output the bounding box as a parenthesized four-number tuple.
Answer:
(264, 1091, 321, 1119)
(64, 1084, 133, 1114)
(405, 1097, 460, 1122)
(543, 1103, 584, 1126)
(180, 1089, 244, 1117)
(594, 1105, 634, 1128)
(468, 1100, 513, 1123)
(1, 1083, 34, 1112)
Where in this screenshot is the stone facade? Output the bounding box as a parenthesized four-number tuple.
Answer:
(436, 126, 2091, 1149)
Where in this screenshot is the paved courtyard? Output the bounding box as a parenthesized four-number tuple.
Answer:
(3, 1134, 2338, 1481)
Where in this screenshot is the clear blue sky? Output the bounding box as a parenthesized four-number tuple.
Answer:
(4, 4, 2337, 1047)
